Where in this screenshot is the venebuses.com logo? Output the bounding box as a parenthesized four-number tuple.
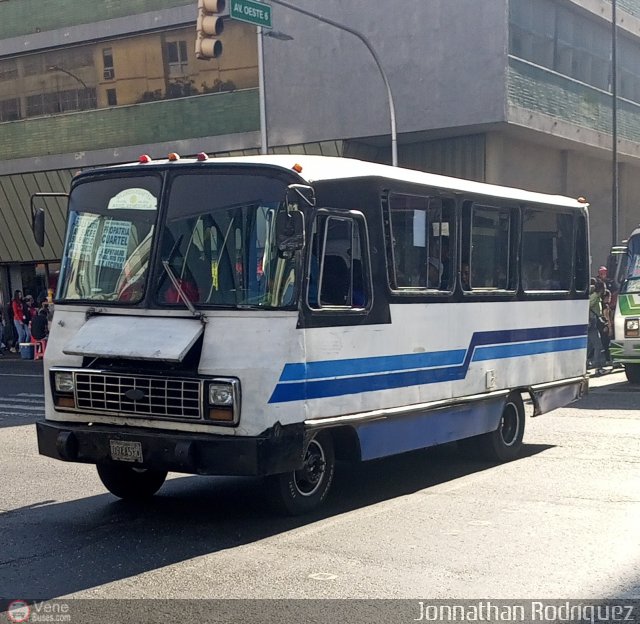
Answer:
(6, 601, 30, 624)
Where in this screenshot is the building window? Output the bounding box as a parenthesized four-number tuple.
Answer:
(0, 98, 20, 121)
(26, 88, 97, 117)
(509, 0, 612, 94)
(0, 59, 18, 81)
(167, 40, 189, 76)
(102, 48, 115, 80)
(106, 88, 117, 106)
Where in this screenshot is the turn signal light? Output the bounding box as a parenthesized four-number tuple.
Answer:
(55, 396, 76, 409)
(292, 163, 303, 173)
(207, 407, 235, 422)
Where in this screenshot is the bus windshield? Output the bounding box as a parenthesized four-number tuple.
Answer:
(57, 175, 161, 303)
(57, 171, 299, 308)
(155, 173, 297, 308)
(622, 234, 640, 294)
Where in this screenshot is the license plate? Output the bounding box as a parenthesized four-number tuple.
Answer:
(109, 440, 143, 463)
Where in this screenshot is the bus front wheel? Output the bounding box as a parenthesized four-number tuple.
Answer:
(624, 363, 640, 385)
(96, 463, 167, 500)
(267, 431, 335, 515)
(476, 392, 525, 462)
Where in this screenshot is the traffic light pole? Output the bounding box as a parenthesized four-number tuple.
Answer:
(267, 0, 398, 166)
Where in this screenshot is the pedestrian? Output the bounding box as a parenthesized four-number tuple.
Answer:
(11, 290, 29, 348)
(30, 305, 49, 343)
(601, 289, 613, 364)
(3, 303, 16, 352)
(596, 265, 614, 291)
(588, 281, 606, 376)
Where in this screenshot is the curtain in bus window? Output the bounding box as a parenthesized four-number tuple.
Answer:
(522, 209, 572, 291)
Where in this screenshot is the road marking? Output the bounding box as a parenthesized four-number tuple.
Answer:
(0, 406, 43, 413)
(0, 373, 43, 378)
(308, 572, 337, 581)
(16, 393, 45, 398)
(2, 397, 44, 403)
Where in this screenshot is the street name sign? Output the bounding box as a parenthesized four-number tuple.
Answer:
(230, 0, 272, 29)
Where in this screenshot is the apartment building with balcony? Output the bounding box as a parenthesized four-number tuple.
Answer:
(0, 0, 638, 307)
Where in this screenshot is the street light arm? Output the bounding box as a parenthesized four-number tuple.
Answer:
(48, 65, 88, 91)
(267, 0, 398, 166)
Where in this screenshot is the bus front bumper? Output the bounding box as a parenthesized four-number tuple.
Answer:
(36, 420, 304, 476)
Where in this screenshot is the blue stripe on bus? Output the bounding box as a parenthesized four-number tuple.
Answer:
(268, 324, 588, 403)
(279, 349, 467, 381)
(472, 337, 588, 361)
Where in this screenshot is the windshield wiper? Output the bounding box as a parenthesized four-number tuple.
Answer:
(161, 260, 207, 324)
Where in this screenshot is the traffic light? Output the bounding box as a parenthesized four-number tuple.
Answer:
(195, 0, 225, 59)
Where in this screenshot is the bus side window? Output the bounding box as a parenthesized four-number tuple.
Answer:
(463, 202, 515, 291)
(385, 192, 454, 292)
(308, 213, 370, 310)
(522, 208, 573, 292)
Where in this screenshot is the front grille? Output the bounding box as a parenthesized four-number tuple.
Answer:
(75, 372, 202, 420)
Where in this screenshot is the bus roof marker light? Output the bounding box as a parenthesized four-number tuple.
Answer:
(138, 154, 152, 164)
(168, 153, 181, 161)
(578, 196, 588, 203)
(292, 163, 303, 173)
(196, 152, 209, 161)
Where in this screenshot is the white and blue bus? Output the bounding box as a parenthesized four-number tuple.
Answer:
(33, 154, 590, 514)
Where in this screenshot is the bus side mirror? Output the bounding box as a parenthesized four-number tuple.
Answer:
(286, 184, 315, 209)
(32, 208, 45, 248)
(276, 211, 305, 254)
(31, 192, 68, 248)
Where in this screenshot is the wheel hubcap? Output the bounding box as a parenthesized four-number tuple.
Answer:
(293, 439, 326, 497)
(500, 402, 520, 446)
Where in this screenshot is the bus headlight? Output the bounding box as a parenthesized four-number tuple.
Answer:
(206, 379, 240, 425)
(54, 372, 75, 393)
(625, 318, 640, 337)
(52, 371, 76, 409)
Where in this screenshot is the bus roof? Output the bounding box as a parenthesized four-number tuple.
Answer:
(115, 154, 587, 209)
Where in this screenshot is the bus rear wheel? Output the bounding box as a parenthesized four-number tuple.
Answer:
(96, 463, 167, 500)
(267, 431, 335, 516)
(624, 363, 640, 385)
(475, 392, 525, 462)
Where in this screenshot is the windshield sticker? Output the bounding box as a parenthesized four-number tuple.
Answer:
(69, 215, 99, 261)
(95, 220, 132, 269)
(107, 188, 157, 211)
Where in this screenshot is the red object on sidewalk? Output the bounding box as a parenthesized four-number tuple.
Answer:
(31, 337, 47, 360)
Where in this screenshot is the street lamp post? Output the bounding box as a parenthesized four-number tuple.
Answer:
(47, 65, 88, 90)
(257, 29, 294, 155)
(267, 0, 398, 166)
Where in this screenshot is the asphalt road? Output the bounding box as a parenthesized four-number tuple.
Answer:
(0, 358, 639, 612)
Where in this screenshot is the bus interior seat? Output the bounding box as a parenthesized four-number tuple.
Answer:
(321, 255, 350, 306)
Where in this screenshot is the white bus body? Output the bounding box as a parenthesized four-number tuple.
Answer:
(35, 155, 590, 514)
